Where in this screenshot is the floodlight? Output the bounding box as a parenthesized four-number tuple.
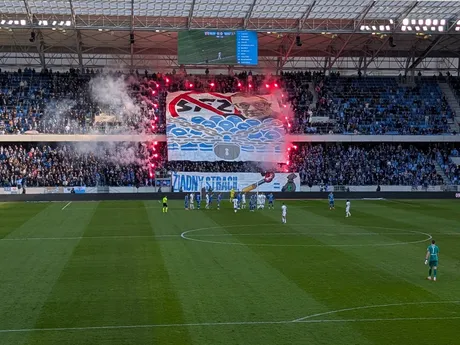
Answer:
(418, 19, 424, 25)
(13, 20, 18, 25)
(423, 26, 428, 31)
(52, 21, 57, 25)
(411, 19, 416, 25)
(389, 19, 394, 24)
(65, 21, 71, 26)
(360, 25, 365, 30)
(433, 19, 438, 25)
(438, 26, 444, 32)
(431, 26, 436, 31)
(407, 26, 412, 31)
(403, 18, 409, 25)
(372, 26, 377, 30)
(415, 26, 420, 31)
(440, 19, 446, 25)
(20, 20, 26, 25)
(0, 20, 5, 25)
(401, 25, 407, 31)
(385, 25, 390, 31)
(379, 25, 384, 31)
(59, 21, 64, 26)
(456, 27, 460, 31)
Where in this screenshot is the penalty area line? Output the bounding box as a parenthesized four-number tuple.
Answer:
(61, 202, 72, 210)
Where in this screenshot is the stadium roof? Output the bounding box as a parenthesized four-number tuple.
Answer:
(0, 0, 459, 70)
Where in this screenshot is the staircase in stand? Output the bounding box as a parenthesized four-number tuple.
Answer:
(438, 81, 460, 132)
(434, 161, 451, 186)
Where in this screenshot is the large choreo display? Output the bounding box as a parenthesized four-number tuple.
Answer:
(178, 31, 258, 65)
(166, 92, 285, 162)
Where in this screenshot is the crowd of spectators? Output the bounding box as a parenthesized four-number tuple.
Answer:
(165, 160, 273, 173)
(2, 141, 459, 187)
(436, 146, 460, 185)
(314, 76, 453, 135)
(0, 142, 167, 188)
(289, 143, 448, 186)
(1, 67, 457, 136)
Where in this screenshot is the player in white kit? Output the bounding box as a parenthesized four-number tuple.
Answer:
(233, 197, 239, 213)
(189, 193, 194, 210)
(206, 193, 210, 209)
(261, 193, 266, 209)
(281, 203, 287, 224)
(346, 199, 351, 217)
(242, 193, 246, 209)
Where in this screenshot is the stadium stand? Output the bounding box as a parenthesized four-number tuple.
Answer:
(2, 141, 459, 188)
(1, 69, 457, 136)
(315, 76, 453, 135)
(289, 143, 449, 187)
(0, 142, 167, 188)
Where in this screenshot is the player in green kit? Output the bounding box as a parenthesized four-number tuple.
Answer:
(425, 240, 439, 281)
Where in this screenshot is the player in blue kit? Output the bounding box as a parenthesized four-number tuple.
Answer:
(184, 194, 189, 210)
(267, 193, 274, 210)
(237, 192, 242, 209)
(196, 193, 201, 210)
(249, 194, 256, 212)
(328, 192, 335, 210)
(217, 193, 222, 210)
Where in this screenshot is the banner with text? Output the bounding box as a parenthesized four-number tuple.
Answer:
(172, 172, 299, 192)
(167, 91, 285, 162)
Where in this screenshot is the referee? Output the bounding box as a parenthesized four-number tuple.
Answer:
(162, 196, 168, 213)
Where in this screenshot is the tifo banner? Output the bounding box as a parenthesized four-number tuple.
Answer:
(166, 91, 285, 162)
(172, 172, 300, 192)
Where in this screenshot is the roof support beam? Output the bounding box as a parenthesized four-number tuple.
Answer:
(409, 36, 443, 70)
(22, 0, 45, 70)
(187, 0, 196, 29)
(298, 1, 316, 31)
(281, 35, 297, 67)
(69, 0, 83, 72)
(365, 1, 419, 69)
(130, 0, 134, 69)
(244, 0, 258, 29)
(328, 0, 375, 70)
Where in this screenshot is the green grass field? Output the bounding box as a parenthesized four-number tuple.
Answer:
(178, 31, 237, 65)
(0, 199, 459, 345)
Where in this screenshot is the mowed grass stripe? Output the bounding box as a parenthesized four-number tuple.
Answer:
(293, 200, 459, 294)
(0, 202, 49, 238)
(154, 201, 338, 344)
(203, 202, 457, 344)
(170, 203, 375, 345)
(0, 202, 99, 345)
(143, 201, 198, 345)
(23, 201, 162, 345)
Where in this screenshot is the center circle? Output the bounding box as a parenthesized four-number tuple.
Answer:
(180, 224, 432, 247)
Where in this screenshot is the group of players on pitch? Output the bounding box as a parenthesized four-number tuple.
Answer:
(183, 189, 276, 212)
(181, 191, 439, 281)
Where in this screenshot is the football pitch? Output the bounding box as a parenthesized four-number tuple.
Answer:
(0, 199, 459, 345)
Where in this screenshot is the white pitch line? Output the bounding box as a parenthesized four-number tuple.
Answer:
(292, 300, 460, 322)
(0, 231, 433, 242)
(0, 316, 459, 334)
(61, 202, 72, 211)
(0, 235, 180, 241)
